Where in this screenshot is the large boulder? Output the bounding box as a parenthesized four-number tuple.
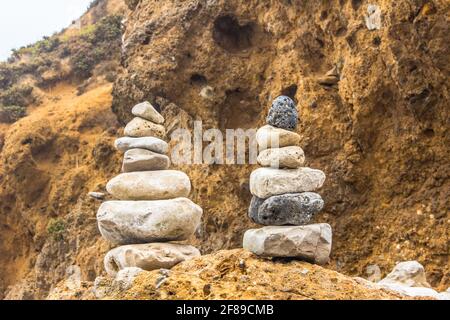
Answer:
(243, 224, 332, 264)
(256, 125, 301, 151)
(378, 261, 431, 288)
(97, 198, 202, 244)
(104, 243, 201, 277)
(106, 170, 191, 200)
(257, 146, 305, 168)
(122, 148, 170, 172)
(249, 192, 324, 225)
(114, 136, 168, 154)
(250, 167, 325, 198)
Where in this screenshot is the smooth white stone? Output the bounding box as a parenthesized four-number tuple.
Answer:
(256, 125, 301, 151)
(378, 261, 431, 288)
(114, 137, 168, 154)
(97, 198, 202, 244)
(122, 148, 170, 172)
(250, 167, 326, 198)
(257, 146, 305, 168)
(106, 170, 191, 200)
(132, 101, 164, 124)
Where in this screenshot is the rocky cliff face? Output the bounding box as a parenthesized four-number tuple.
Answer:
(113, 0, 449, 290)
(0, 0, 448, 299)
(0, 0, 126, 299)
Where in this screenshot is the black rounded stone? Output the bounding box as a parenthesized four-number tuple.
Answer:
(266, 95, 298, 131)
(248, 192, 324, 226)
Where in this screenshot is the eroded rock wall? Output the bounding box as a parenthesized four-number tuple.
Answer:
(113, 0, 449, 289)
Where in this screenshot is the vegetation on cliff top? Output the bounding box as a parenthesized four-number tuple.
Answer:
(0, 5, 123, 123)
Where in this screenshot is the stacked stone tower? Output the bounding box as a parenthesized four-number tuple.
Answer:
(243, 96, 332, 265)
(97, 102, 202, 277)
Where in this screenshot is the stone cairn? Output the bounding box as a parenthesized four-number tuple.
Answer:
(97, 102, 202, 277)
(243, 96, 332, 265)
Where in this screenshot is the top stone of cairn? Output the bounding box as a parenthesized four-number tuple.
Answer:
(132, 101, 165, 124)
(266, 96, 298, 131)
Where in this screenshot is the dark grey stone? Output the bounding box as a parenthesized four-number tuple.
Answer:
(248, 192, 324, 226)
(266, 96, 298, 131)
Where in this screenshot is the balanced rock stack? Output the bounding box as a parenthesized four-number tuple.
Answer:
(97, 102, 202, 277)
(243, 96, 332, 265)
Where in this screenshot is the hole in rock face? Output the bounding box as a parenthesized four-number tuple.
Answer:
(351, 0, 362, 10)
(373, 36, 381, 46)
(110, 259, 120, 272)
(219, 88, 260, 129)
(142, 36, 151, 45)
(423, 128, 435, 138)
(190, 74, 207, 86)
(213, 15, 254, 52)
(281, 85, 298, 103)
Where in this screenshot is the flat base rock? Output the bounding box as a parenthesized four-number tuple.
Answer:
(243, 224, 332, 265)
(378, 283, 446, 300)
(257, 146, 305, 168)
(132, 101, 164, 124)
(249, 192, 324, 225)
(104, 243, 200, 277)
(266, 96, 298, 130)
(250, 167, 326, 198)
(97, 198, 202, 244)
(256, 125, 301, 151)
(106, 170, 191, 200)
(122, 148, 170, 172)
(115, 137, 168, 154)
(124, 117, 166, 138)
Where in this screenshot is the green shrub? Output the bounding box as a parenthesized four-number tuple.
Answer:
(0, 63, 15, 87)
(34, 37, 61, 54)
(71, 45, 99, 78)
(47, 218, 66, 241)
(69, 15, 123, 79)
(92, 15, 123, 44)
(0, 84, 34, 107)
(0, 105, 27, 123)
(2, 12, 123, 84)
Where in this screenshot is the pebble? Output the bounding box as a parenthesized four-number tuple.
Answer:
(365, 4, 382, 30)
(243, 223, 332, 265)
(97, 198, 202, 244)
(114, 136, 168, 154)
(122, 148, 170, 172)
(104, 243, 201, 276)
(250, 167, 326, 198)
(88, 192, 105, 200)
(256, 125, 301, 151)
(124, 117, 166, 138)
(132, 101, 164, 124)
(257, 146, 305, 168)
(248, 192, 324, 225)
(106, 170, 191, 200)
(266, 96, 298, 130)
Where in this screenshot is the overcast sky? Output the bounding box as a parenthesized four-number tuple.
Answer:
(0, 0, 92, 61)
